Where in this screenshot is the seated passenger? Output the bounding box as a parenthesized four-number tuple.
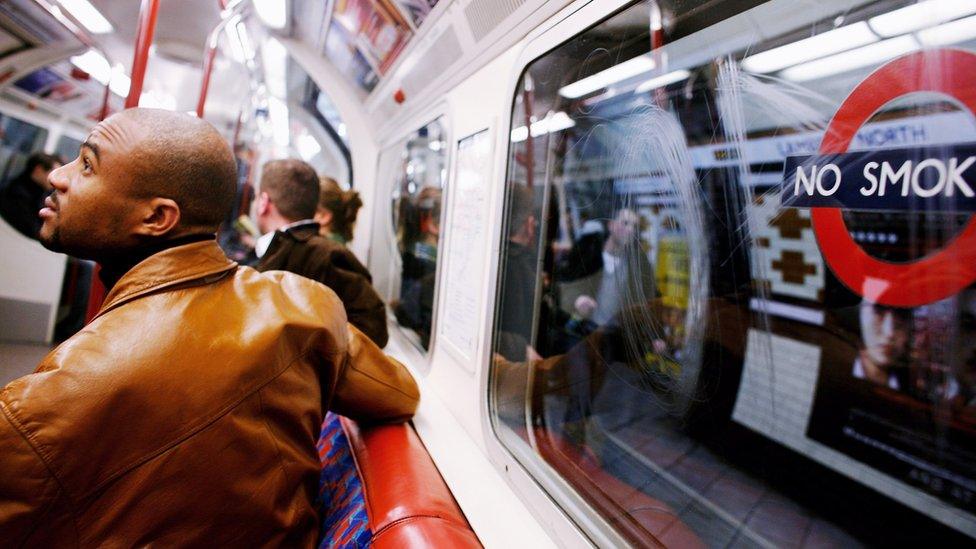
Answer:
(314, 176, 362, 246)
(254, 159, 388, 347)
(0, 109, 418, 546)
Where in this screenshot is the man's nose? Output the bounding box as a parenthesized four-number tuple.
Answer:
(48, 165, 69, 191)
(880, 312, 896, 336)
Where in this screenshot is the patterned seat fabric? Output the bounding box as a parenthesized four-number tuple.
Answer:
(317, 412, 371, 549)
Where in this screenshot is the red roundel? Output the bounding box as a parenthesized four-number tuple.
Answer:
(810, 48, 976, 308)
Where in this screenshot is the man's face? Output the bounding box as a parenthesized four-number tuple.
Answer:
(859, 301, 911, 369)
(609, 209, 639, 246)
(38, 115, 147, 260)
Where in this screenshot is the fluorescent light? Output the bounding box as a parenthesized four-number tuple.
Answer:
(917, 13, 976, 46)
(70, 50, 111, 83)
(109, 65, 130, 97)
(531, 111, 575, 137)
(58, 0, 113, 34)
(510, 126, 528, 142)
(254, 0, 287, 29)
(869, 0, 976, 37)
(296, 132, 321, 160)
(634, 69, 691, 93)
(511, 112, 576, 142)
(268, 96, 290, 147)
(139, 90, 176, 110)
(262, 37, 287, 98)
(741, 22, 876, 74)
(781, 35, 919, 82)
(559, 54, 656, 99)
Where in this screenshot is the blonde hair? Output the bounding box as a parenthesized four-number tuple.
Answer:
(318, 177, 363, 243)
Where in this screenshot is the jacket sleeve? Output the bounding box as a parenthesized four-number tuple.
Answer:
(0, 405, 66, 544)
(322, 255, 389, 348)
(327, 324, 419, 424)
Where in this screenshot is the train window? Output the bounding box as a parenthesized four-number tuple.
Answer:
(391, 118, 448, 350)
(0, 113, 48, 183)
(490, 0, 976, 545)
(53, 135, 82, 163)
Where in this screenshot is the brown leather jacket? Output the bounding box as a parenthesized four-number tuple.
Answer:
(257, 224, 389, 347)
(0, 241, 419, 547)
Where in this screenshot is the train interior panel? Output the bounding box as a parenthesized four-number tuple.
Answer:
(1, 0, 975, 546)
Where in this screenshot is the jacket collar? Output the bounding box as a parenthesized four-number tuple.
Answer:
(256, 220, 319, 258)
(95, 240, 237, 319)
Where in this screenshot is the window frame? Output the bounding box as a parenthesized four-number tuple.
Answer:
(372, 105, 454, 365)
(476, 1, 663, 546)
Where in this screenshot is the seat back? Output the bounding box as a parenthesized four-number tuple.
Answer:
(317, 413, 481, 548)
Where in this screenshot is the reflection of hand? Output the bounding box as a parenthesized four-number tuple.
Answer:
(653, 339, 667, 355)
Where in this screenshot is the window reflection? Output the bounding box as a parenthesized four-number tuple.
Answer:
(392, 119, 447, 349)
(490, 0, 976, 545)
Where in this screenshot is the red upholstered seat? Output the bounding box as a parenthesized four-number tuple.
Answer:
(339, 417, 482, 548)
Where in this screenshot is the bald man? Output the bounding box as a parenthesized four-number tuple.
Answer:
(0, 109, 419, 546)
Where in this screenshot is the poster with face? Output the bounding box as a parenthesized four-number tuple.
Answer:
(800, 174, 976, 514)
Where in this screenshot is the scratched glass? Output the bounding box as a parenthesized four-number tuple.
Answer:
(489, 0, 976, 545)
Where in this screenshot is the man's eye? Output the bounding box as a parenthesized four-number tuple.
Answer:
(83, 158, 92, 172)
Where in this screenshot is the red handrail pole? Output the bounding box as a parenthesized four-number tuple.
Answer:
(196, 44, 218, 117)
(124, 0, 160, 109)
(85, 0, 159, 325)
(198, 0, 234, 117)
(98, 81, 111, 120)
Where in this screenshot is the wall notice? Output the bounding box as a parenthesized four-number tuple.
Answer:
(439, 128, 493, 366)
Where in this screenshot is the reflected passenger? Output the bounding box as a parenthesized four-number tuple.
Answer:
(314, 176, 362, 246)
(0, 109, 418, 546)
(254, 159, 388, 347)
(556, 207, 655, 326)
(0, 152, 61, 239)
(393, 186, 441, 348)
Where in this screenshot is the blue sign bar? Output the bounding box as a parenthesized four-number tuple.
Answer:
(781, 143, 976, 212)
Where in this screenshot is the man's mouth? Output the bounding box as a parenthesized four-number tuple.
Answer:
(39, 194, 58, 218)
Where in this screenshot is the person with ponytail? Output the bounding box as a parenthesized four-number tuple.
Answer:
(314, 176, 363, 245)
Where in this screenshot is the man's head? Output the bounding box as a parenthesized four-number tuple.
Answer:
(859, 300, 911, 370)
(255, 159, 318, 233)
(508, 184, 537, 246)
(24, 153, 62, 191)
(39, 109, 237, 262)
(607, 207, 639, 249)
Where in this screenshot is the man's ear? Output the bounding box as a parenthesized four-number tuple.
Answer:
(136, 197, 181, 237)
(257, 191, 271, 216)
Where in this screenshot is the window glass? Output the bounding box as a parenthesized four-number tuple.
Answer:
(391, 118, 447, 350)
(53, 135, 82, 164)
(0, 114, 48, 184)
(490, 0, 976, 545)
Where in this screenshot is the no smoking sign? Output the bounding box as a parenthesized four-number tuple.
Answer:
(781, 49, 976, 308)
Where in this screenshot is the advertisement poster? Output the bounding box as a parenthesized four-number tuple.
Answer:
(805, 278, 976, 513)
(326, 0, 412, 95)
(323, 21, 379, 94)
(392, 0, 440, 28)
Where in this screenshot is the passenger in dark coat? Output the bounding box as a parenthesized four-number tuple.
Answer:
(0, 153, 61, 239)
(254, 159, 388, 347)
